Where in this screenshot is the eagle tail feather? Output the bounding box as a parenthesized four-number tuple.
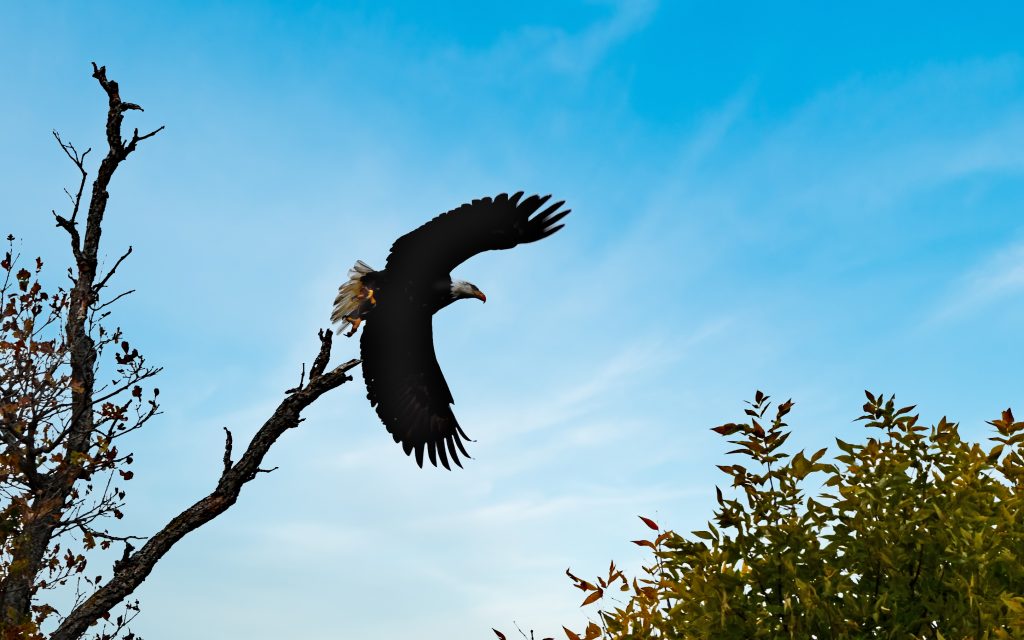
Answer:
(331, 260, 378, 335)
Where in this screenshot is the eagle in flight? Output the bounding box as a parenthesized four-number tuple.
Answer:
(332, 192, 570, 469)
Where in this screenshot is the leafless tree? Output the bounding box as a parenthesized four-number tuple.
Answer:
(0, 63, 359, 640)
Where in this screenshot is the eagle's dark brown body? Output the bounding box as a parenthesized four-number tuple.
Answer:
(332, 192, 569, 468)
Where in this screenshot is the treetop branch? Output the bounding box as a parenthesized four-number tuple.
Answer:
(50, 347, 360, 640)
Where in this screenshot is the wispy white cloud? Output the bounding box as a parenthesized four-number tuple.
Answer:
(310, 336, 672, 474)
(737, 57, 1024, 217)
(252, 521, 365, 558)
(931, 238, 1024, 322)
(455, 0, 659, 78)
(533, 0, 659, 75)
(415, 484, 699, 531)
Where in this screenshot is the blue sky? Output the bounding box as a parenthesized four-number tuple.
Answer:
(3, 1, 1024, 637)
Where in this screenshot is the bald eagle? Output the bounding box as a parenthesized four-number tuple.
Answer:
(332, 192, 570, 469)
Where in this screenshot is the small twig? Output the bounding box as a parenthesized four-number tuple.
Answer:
(94, 246, 133, 293)
(51, 131, 90, 234)
(123, 126, 165, 156)
(81, 366, 161, 408)
(93, 289, 135, 313)
(285, 362, 306, 394)
(53, 131, 90, 170)
(222, 428, 233, 474)
(82, 530, 148, 543)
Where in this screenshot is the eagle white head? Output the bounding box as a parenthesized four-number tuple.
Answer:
(450, 279, 486, 303)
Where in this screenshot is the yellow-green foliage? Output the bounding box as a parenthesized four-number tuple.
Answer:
(564, 392, 1024, 640)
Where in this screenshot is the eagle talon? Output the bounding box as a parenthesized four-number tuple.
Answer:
(343, 315, 362, 337)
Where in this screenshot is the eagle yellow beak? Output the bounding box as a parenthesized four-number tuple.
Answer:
(474, 290, 487, 303)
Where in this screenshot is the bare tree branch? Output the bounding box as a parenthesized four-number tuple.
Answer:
(0, 62, 164, 629)
(51, 353, 360, 640)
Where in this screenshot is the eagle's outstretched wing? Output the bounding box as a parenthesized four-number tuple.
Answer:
(384, 192, 570, 279)
(359, 298, 471, 469)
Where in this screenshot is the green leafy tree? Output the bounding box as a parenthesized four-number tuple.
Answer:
(553, 391, 1024, 639)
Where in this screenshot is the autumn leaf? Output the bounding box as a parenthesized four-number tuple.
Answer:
(777, 398, 794, 417)
(712, 423, 741, 435)
(638, 515, 659, 531)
